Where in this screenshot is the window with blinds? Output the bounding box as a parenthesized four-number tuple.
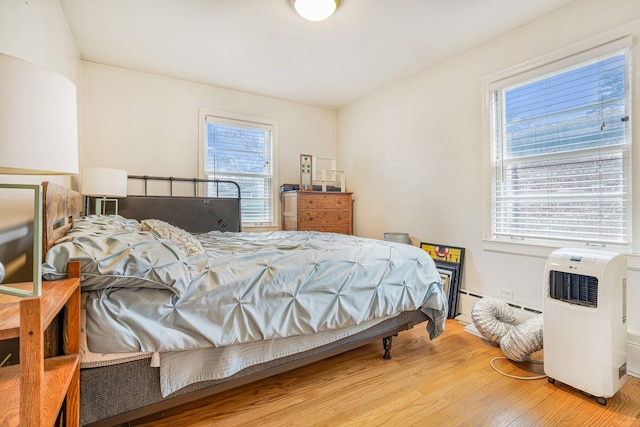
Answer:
(205, 116, 274, 226)
(490, 38, 631, 248)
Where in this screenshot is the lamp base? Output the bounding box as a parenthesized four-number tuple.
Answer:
(94, 197, 119, 215)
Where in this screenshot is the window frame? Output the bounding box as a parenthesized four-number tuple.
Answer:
(482, 35, 633, 256)
(198, 109, 278, 229)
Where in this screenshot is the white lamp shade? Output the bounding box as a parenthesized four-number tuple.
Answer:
(0, 53, 79, 175)
(81, 168, 128, 197)
(292, 0, 339, 21)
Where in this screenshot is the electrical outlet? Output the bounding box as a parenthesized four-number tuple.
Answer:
(498, 288, 513, 299)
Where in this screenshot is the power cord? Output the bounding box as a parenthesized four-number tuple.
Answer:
(490, 356, 547, 380)
(0, 353, 11, 368)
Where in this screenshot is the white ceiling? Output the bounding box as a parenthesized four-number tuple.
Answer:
(60, 0, 579, 110)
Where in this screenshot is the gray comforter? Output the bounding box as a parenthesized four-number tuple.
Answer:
(44, 217, 446, 354)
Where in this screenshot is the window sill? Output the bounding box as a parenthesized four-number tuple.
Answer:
(483, 239, 640, 271)
(482, 239, 556, 259)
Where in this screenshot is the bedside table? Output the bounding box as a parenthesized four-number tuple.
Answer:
(0, 261, 80, 426)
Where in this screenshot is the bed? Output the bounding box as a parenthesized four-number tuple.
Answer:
(39, 179, 447, 426)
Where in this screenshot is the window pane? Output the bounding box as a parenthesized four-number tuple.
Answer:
(492, 48, 630, 247)
(208, 124, 269, 152)
(211, 149, 268, 174)
(205, 119, 273, 225)
(495, 152, 629, 243)
(203, 180, 241, 198)
(505, 102, 626, 158)
(206, 174, 272, 223)
(208, 124, 270, 175)
(505, 55, 625, 123)
(504, 54, 626, 158)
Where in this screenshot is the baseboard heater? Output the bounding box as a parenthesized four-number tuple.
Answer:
(456, 289, 541, 324)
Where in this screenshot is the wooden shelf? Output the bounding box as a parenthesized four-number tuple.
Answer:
(0, 354, 79, 426)
(0, 278, 80, 340)
(0, 262, 80, 427)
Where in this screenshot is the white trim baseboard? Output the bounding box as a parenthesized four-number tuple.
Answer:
(628, 330, 640, 379)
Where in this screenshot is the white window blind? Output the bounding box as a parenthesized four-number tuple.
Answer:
(490, 39, 631, 248)
(205, 116, 274, 226)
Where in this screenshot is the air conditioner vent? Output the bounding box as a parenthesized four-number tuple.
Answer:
(549, 270, 598, 308)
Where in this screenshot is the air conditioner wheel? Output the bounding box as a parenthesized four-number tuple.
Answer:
(547, 377, 556, 384)
(596, 397, 607, 406)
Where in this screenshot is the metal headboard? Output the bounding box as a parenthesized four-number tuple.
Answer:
(116, 175, 242, 233)
(127, 175, 241, 199)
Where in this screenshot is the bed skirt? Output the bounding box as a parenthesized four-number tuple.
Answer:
(80, 310, 430, 426)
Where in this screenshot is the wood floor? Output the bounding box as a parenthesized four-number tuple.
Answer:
(131, 320, 640, 426)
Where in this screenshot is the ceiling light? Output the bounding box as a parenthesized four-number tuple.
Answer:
(290, 0, 342, 22)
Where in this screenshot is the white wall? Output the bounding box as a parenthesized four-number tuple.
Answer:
(0, 0, 80, 84)
(337, 0, 640, 370)
(0, 0, 80, 189)
(80, 62, 337, 223)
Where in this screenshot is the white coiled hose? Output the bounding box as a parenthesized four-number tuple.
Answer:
(471, 297, 516, 344)
(471, 297, 543, 362)
(499, 314, 543, 362)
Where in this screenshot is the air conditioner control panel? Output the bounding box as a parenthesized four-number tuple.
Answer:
(563, 254, 596, 264)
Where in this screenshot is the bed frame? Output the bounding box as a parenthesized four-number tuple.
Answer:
(42, 180, 431, 427)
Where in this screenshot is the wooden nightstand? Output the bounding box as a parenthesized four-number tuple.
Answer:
(282, 191, 353, 235)
(0, 261, 80, 426)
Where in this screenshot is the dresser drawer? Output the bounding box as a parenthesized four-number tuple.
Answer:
(297, 193, 351, 210)
(298, 209, 350, 226)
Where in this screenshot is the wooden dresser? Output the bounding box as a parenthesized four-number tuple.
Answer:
(282, 191, 353, 235)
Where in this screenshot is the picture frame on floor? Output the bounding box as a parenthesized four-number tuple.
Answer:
(419, 242, 465, 319)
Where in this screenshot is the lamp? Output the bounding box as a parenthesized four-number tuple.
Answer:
(290, 0, 342, 21)
(0, 52, 79, 297)
(81, 167, 127, 215)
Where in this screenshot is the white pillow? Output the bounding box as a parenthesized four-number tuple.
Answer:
(141, 219, 205, 257)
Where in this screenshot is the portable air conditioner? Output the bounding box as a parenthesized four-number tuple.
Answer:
(543, 248, 627, 405)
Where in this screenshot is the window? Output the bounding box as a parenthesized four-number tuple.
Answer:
(203, 114, 275, 227)
(488, 38, 631, 249)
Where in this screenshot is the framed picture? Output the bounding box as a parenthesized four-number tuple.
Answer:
(0, 183, 43, 297)
(312, 157, 335, 181)
(437, 267, 453, 297)
(420, 242, 465, 319)
(300, 154, 313, 190)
